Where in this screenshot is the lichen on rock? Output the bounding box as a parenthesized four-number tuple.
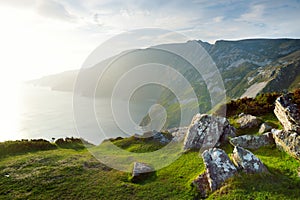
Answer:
(230, 132, 275, 150)
(183, 114, 236, 151)
(232, 146, 269, 173)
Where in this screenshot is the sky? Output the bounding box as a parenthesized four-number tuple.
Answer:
(0, 0, 299, 81)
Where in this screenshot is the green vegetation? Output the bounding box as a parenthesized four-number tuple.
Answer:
(2, 90, 300, 199)
(215, 92, 282, 117)
(210, 147, 300, 200)
(109, 131, 172, 153)
(0, 143, 203, 199)
(0, 139, 57, 158)
(0, 137, 89, 159)
(1, 134, 299, 199)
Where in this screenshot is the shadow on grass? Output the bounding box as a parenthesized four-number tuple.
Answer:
(129, 171, 158, 185)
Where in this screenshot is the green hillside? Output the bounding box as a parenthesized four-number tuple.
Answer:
(1, 138, 299, 199)
(1, 91, 300, 199)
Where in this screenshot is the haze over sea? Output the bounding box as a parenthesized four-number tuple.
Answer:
(0, 84, 150, 145)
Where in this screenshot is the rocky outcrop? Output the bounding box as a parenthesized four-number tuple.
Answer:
(237, 114, 260, 129)
(183, 114, 236, 151)
(131, 162, 154, 182)
(230, 133, 275, 150)
(232, 146, 269, 173)
(259, 123, 273, 133)
(201, 148, 237, 191)
(274, 94, 300, 133)
(272, 129, 300, 160)
(193, 147, 270, 196)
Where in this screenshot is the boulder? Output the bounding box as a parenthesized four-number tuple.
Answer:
(237, 114, 260, 129)
(274, 94, 300, 133)
(183, 114, 236, 151)
(132, 162, 154, 181)
(201, 148, 237, 191)
(192, 173, 210, 198)
(152, 130, 170, 144)
(139, 130, 170, 144)
(259, 123, 273, 134)
(232, 146, 268, 173)
(168, 127, 188, 142)
(230, 133, 275, 150)
(272, 129, 300, 160)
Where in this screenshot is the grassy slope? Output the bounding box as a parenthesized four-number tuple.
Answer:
(0, 147, 202, 200)
(1, 93, 300, 199)
(1, 125, 300, 200)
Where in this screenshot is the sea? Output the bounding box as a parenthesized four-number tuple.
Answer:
(0, 84, 153, 145)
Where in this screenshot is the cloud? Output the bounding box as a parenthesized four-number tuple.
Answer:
(213, 16, 224, 23)
(237, 4, 265, 22)
(36, 0, 76, 22)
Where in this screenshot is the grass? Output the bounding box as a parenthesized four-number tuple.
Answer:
(0, 145, 203, 200)
(0, 134, 299, 199)
(228, 112, 282, 136)
(1, 91, 300, 199)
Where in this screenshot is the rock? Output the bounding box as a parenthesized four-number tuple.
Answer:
(202, 148, 237, 191)
(139, 130, 170, 144)
(274, 94, 300, 133)
(169, 127, 188, 142)
(259, 123, 273, 133)
(232, 146, 269, 173)
(152, 130, 170, 144)
(183, 114, 236, 151)
(230, 132, 275, 150)
(131, 162, 154, 182)
(272, 129, 300, 160)
(237, 114, 260, 129)
(192, 173, 210, 198)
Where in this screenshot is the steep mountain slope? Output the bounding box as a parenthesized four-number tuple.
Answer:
(30, 39, 300, 128)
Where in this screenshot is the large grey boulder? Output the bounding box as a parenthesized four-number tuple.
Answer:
(132, 162, 154, 181)
(230, 132, 275, 150)
(237, 114, 260, 129)
(272, 129, 300, 160)
(274, 94, 300, 133)
(232, 146, 268, 173)
(259, 123, 273, 134)
(201, 148, 237, 191)
(183, 114, 236, 151)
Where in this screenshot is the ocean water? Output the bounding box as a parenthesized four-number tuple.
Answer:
(0, 84, 153, 144)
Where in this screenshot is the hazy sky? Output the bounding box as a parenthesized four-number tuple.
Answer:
(0, 0, 300, 81)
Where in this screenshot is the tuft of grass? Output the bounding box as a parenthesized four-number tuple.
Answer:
(0, 139, 57, 158)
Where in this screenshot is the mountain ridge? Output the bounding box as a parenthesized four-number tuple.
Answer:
(30, 38, 300, 128)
